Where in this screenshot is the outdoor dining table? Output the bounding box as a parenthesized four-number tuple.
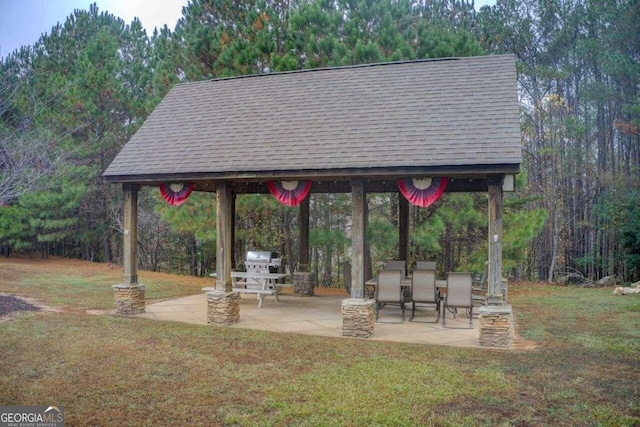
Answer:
(364, 277, 447, 299)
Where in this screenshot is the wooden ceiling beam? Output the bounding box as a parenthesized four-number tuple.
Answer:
(192, 178, 489, 194)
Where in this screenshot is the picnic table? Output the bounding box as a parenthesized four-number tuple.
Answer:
(208, 271, 290, 308)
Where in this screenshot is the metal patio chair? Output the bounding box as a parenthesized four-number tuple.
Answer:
(384, 260, 406, 279)
(442, 272, 473, 328)
(409, 269, 440, 322)
(375, 269, 405, 323)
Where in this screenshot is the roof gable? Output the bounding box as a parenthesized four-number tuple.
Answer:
(103, 55, 521, 182)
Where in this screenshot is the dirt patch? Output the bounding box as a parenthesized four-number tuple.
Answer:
(86, 309, 114, 315)
(511, 336, 539, 350)
(312, 286, 349, 296)
(0, 293, 59, 321)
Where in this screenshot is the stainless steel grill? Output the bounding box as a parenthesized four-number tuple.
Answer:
(245, 251, 281, 273)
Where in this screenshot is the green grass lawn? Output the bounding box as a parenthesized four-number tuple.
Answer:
(1, 257, 639, 426)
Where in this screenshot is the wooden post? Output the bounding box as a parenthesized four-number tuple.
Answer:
(216, 181, 233, 292)
(399, 194, 409, 263)
(114, 183, 145, 315)
(231, 194, 236, 270)
(363, 199, 372, 281)
(350, 179, 366, 299)
(487, 176, 504, 304)
(122, 184, 138, 285)
(342, 180, 375, 338)
(299, 196, 310, 272)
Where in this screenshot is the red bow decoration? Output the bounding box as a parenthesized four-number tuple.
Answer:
(267, 180, 312, 207)
(159, 183, 195, 206)
(398, 177, 448, 207)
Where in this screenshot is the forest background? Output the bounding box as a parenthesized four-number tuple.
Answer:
(1, 0, 638, 285)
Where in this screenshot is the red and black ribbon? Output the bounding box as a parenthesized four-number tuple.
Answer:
(397, 177, 448, 207)
(267, 180, 312, 207)
(159, 183, 195, 206)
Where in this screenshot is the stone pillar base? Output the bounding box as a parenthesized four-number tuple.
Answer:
(113, 284, 145, 314)
(293, 272, 315, 296)
(341, 298, 375, 338)
(479, 305, 513, 348)
(205, 290, 240, 325)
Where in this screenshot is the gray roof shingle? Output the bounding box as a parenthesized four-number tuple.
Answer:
(103, 55, 521, 182)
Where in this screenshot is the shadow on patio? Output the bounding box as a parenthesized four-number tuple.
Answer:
(136, 289, 480, 348)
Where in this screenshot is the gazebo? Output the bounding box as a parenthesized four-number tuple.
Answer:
(103, 54, 521, 347)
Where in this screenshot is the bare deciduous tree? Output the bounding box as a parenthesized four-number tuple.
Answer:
(0, 131, 67, 205)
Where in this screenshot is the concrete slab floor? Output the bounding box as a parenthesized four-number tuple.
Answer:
(136, 293, 480, 348)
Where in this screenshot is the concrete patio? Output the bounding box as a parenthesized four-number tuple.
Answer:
(136, 292, 480, 347)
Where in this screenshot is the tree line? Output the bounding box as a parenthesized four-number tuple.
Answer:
(0, 0, 638, 284)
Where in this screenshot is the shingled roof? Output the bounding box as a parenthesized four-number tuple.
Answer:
(102, 54, 521, 183)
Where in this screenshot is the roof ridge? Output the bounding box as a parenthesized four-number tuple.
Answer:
(175, 55, 508, 87)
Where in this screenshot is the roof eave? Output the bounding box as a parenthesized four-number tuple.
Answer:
(101, 163, 521, 185)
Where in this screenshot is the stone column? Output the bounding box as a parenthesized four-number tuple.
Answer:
(205, 289, 240, 325)
(114, 284, 145, 314)
(292, 271, 315, 296)
(479, 305, 513, 348)
(342, 298, 376, 338)
(113, 184, 145, 314)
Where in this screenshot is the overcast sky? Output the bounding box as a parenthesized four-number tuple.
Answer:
(0, 0, 497, 60)
(0, 0, 190, 59)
